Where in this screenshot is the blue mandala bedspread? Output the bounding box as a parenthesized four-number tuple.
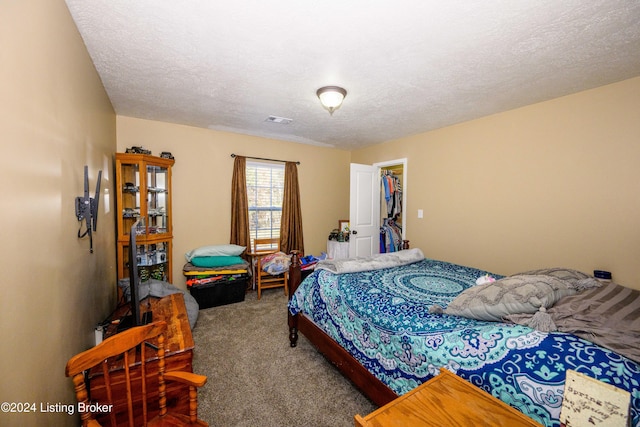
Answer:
(288, 258, 640, 427)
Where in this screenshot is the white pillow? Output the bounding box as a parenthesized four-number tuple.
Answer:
(185, 244, 246, 262)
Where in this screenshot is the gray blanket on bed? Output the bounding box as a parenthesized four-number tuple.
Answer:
(507, 281, 640, 363)
(315, 248, 424, 274)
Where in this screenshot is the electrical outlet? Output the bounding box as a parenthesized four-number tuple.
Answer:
(417, 209, 423, 219)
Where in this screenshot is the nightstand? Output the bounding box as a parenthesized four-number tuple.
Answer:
(354, 368, 542, 426)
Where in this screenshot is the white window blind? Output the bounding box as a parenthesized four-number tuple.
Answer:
(246, 161, 284, 247)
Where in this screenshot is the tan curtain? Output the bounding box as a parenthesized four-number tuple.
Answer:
(230, 155, 250, 258)
(280, 161, 304, 255)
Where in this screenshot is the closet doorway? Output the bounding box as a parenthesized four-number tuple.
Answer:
(348, 158, 407, 258)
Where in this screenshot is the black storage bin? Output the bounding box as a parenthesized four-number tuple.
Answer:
(188, 277, 248, 309)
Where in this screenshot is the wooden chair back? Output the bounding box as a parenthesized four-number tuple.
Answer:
(65, 321, 207, 427)
(253, 237, 280, 254)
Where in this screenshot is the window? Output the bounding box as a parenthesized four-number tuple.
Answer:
(246, 162, 284, 246)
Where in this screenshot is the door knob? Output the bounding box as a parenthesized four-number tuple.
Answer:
(352, 230, 357, 235)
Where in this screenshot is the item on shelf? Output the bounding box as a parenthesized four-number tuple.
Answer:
(125, 146, 152, 154)
(160, 151, 174, 160)
(123, 182, 138, 192)
(122, 207, 140, 218)
(329, 228, 350, 242)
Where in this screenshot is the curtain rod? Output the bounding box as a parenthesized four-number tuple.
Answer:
(230, 153, 300, 165)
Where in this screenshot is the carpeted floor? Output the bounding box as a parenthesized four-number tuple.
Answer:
(191, 288, 377, 427)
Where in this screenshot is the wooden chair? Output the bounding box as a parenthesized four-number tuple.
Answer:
(253, 237, 289, 300)
(65, 321, 208, 427)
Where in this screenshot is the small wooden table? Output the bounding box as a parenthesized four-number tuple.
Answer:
(355, 368, 542, 427)
(90, 293, 195, 427)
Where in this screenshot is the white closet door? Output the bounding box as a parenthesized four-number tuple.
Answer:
(349, 163, 381, 258)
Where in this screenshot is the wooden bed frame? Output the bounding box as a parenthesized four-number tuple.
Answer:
(287, 251, 398, 407)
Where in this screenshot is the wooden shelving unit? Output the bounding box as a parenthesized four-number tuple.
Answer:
(115, 153, 174, 283)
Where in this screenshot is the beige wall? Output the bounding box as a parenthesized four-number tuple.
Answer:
(116, 116, 351, 288)
(2, 2, 639, 425)
(353, 77, 640, 289)
(0, 2, 116, 426)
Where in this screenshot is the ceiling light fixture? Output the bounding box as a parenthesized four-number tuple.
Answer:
(316, 86, 347, 115)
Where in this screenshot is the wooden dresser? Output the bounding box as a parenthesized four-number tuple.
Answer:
(89, 293, 194, 427)
(355, 368, 542, 426)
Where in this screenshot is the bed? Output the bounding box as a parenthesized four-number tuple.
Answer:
(287, 249, 640, 426)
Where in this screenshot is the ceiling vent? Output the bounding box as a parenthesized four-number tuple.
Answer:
(265, 115, 293, 124)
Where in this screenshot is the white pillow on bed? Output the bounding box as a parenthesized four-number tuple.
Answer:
(185, 244, 246, 261)
(443, 274, 579, 322)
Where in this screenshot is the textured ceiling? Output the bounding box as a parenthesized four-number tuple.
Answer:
(65, 0, 640, 150)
